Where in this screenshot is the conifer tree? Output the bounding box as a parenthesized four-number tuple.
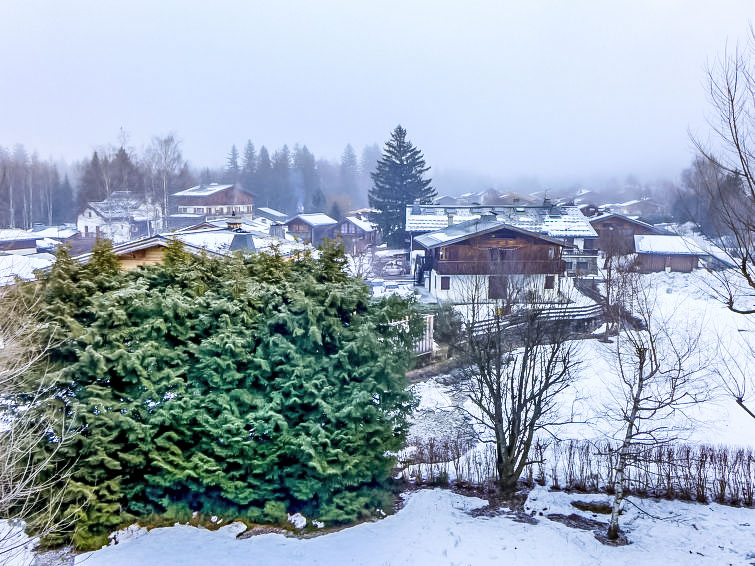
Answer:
(224, 145, 240, 184)
(254, 146, 274, 208)
(33, 246, 422, 549)
(240, 140, 256, 192)
(339, 144, 359, 202)
(369, 125, 435, 247)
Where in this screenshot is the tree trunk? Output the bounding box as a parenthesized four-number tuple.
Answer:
(608, 352, 645, 540)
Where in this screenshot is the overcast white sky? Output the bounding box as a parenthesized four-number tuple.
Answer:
(0, 0, 752, 189)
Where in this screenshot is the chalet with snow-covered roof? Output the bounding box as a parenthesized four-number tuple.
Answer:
(339, 216, 378, 254)
(284, 213, 338, 246)
(406, 203, 598, 276)
(413, 216, 566, 303)
(171, 183, 254, 218)
(633, 235, 707, 273)
(77, 191, 161, 243)
(589, 213, 663, 255)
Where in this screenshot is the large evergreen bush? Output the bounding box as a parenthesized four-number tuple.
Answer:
(35, 240, 421, 549)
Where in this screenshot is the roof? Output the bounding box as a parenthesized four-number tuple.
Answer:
(0, 229, 39, 243)
(589, 212, 662, 232)
(344, 216, 376, 232)
(84, 192, 159, 221)
(256, 207, 288, 220)
(634, 235, 706, 255)
(29, 226, 79, 239)
(172, 183, 234, 197)
(287, 213, 338, 227)
(405, 204, 597, 239)
(414, 218, 567, 249)
(0, 253, 56, 286)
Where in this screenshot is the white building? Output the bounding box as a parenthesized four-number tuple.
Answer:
(77, 191, 161, 243)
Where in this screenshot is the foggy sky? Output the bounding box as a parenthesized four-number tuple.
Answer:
(1, 0, 752, 190)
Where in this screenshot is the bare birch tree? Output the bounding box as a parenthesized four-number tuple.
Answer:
(603, 270, 708, 541)
(146, 134, 184, 228)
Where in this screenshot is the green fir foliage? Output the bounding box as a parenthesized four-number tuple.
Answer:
(33, 241, 421, 549)
(368, 125, 435, 247)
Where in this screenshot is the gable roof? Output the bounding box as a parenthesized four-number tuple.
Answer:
(287, 213, 338, 227)
(414, 218, 566, 249)
(344, 216, 376, 232)
(634, 235, 707, 255)
(406, 204, 597, 239)
(172, 183, 235, 197)
(589, 212, 662, 233)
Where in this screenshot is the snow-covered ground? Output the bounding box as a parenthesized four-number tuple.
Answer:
(53, 487, 755, 566)
(4, 269, 753, 566)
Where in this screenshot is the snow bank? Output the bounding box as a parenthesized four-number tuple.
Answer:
(72, 488, 755, 566)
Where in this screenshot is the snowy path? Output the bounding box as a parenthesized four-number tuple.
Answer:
(73, 487, 755, 566)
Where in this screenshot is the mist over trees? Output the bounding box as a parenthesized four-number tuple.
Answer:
(0, 135, 385, 229)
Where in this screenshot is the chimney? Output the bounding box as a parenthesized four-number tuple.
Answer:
(227, 219, 242, 231)
(447, 213, 454, 227)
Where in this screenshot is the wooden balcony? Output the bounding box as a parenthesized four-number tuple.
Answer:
(434, 259, 565, 275)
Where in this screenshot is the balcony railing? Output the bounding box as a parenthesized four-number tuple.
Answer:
(434, 259, 565, 275)
(562, 248, 598, 257)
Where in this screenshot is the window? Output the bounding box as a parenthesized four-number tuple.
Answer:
(439, 247, 449, 260)
(489, 275, 509, 299)
(545, 275, 555, 290)
(548, 247, 555, 259)
(440, 276, 450, 290)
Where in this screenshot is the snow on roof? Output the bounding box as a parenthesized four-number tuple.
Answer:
(0, 229, 38, 242)
(0, 253, 56, 286)
(634, 235, 707, 255)
(30, 226, 79, 239)
(405, 205, 597, 239)
(414, 218, 564, 249)
(289, 213, 337, 227)
(345, 216, 376, 232)
(256, 207, 288, 219)
(172, 183, 234, 197)
(589, 212, 661, 232)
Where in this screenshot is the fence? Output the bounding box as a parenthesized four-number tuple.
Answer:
(400, 437, 755, 506)
(471, 304, 603, 336)
(387, 314, 435, 356)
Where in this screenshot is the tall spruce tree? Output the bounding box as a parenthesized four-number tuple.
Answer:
(368, 125, 435, 247)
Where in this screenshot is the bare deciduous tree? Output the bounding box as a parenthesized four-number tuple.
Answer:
(146, 134, 184, 228)
(454, 275, 581, 493)
(692, 28, 755, 314)
(0, 284, 71, 565)
(602, 270, 708, 541)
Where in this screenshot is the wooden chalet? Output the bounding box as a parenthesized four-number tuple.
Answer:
(589, 213, 661, 255)
(284, 213, 338, 246)
(171, 183, 254, 218)
(414, 217, 566, 303)
(633, 235, 706, 273)
(338, 215, 378, 254)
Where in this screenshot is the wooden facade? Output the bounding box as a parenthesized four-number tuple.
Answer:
(338, 218, 377, 254)
(590, 215, 658, 254)
(636, 253, 698, 273)
(422, 228, 565, 277)
(116, 245, 168, 270)
(285, 219, 337, 246)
